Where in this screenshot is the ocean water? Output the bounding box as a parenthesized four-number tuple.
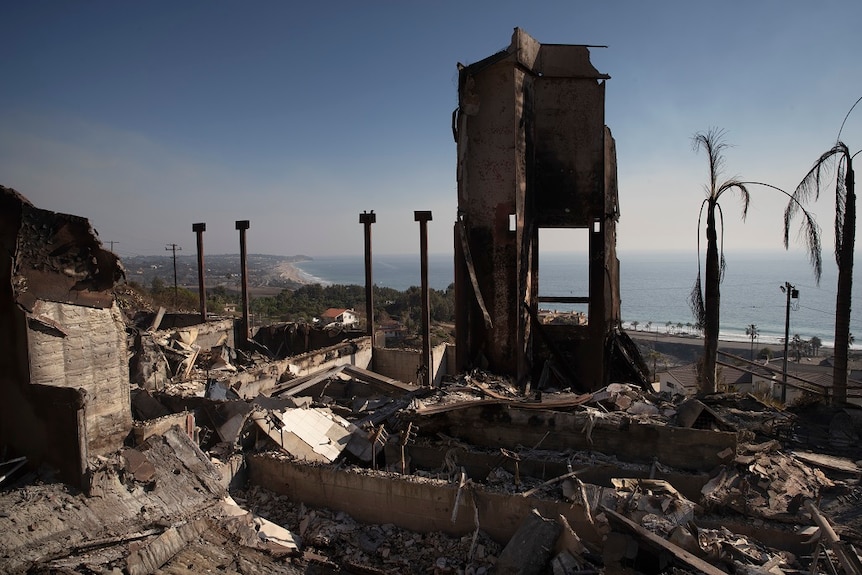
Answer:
(294, 250, 862, 348)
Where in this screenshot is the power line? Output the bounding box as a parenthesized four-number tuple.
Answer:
(799, 304, 837, 316)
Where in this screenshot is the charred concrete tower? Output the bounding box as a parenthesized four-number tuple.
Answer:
(454, 28, 638, 391)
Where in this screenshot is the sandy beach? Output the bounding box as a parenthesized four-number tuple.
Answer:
(274, 261, 314, 285)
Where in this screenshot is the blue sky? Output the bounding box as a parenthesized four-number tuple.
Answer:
(1, 1, 860, 261)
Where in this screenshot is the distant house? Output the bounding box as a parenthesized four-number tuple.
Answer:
(377, 320, 407, 345)
(659, 362, 773, 397)
(658, 359, 862, 406)
(319, 308, 358, 327)
(537, 310, 587, 326)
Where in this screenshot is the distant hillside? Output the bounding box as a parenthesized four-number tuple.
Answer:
(122, 254, 312, 291)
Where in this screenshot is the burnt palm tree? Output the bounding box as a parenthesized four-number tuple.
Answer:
(689, 129, 751, 394)
(785, 96, 859, 405)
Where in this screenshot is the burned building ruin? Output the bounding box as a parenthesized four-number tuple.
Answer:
(0, 186, 131, 486)
(454, 28, 646, 390)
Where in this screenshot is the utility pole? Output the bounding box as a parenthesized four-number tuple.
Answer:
(108, 241, 119, 253)
(166, 243, 182, 308)
(780, 282, 798, 403)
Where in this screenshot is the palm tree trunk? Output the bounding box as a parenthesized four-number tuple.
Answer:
(832, 159, 855, 405)
(702, 202, 720, 394)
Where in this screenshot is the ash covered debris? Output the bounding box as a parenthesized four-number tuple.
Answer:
(0, 427, 302, 574)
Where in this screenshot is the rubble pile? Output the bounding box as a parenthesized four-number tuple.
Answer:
(0, 427, 302, 574)
(5, 316, 862, 575)
(116, 345, 862, 574)
(701, 440, 834, 520)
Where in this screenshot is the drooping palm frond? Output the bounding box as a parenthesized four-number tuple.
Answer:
(742, 181, 823, 285)
(791, 143, 849, 206)
(786, 142, 849, 269)
(802, 209, 823, 284)
(689, 273, 706, 327)
(716, 180, 751, 219)
(782, 197, 823, 279)
(689, 199, 708, 325)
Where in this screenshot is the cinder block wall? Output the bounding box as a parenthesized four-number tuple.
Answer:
(416, 404, 738, 472)
(372, 343, 449, 385)
(27, 300, 132, 455)
(247, 454, 599, 545)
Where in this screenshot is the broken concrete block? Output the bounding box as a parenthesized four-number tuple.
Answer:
(496, 509, 561, 575)
(253, 515, 300, 555)
(251, 407, 357, 463)
(131, 413, 191, 445)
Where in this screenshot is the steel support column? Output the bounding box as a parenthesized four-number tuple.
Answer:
(359, 211, 376, 339)
(414, 211, 432, 386)
(192, 222, 207, 323)
(236, 220, 250, 349)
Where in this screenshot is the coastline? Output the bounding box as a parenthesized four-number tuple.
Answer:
(280, 252, 855, 349)
(274, 261, 318, 285)
(265, 262, 841, 357)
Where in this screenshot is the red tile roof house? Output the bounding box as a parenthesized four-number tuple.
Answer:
(318, 308, 358, 328)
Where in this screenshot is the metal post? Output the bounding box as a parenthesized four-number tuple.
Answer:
(236, 220, 250, 349)
(359, 211, 376, 339)
(414, 211, 432, 386)
(193, 223, 207, 323)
